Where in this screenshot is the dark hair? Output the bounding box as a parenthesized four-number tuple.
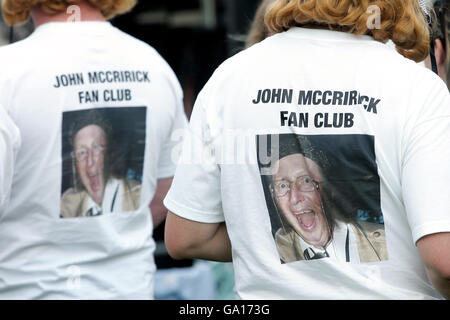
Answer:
(430, 0, 447, 44)
(69, 109, 113, 148)
(276, 134, 331, 172)
(431, 0, 449, 85)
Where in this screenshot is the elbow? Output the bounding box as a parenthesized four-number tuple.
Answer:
(425, 264, 450, 299)
(164, 211, 212, 260)
(418, 233, 450, 281)
(165, 238, 190, 260)
(428, 264, 450, 282)
(164, 221, 197, 260)
(165, 239, 199, 261)
(429, 259, 450, 282)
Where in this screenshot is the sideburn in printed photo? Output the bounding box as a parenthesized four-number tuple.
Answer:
(257, 134, 388, 264)
(61, 107, 147, 218)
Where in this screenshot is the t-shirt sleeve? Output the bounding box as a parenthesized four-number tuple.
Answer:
(163, 96, 225, 223)
(402, 76, 450, 244)
(0, 104, 20, 213)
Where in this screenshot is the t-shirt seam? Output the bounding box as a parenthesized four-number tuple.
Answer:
(282, 31, 382, 45)
(412, 221, 450, 242)
(157, 167, 176, 179)
(164, 196, 224, 220)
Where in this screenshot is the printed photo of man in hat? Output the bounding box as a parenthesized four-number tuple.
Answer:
(61, 108, 144, 218)
(259, 134, 388, 264)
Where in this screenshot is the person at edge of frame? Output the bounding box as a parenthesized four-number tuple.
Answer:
(423, 0, 449, 87)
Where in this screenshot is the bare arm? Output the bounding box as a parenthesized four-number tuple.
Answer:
(149, 177, 173, 229)
(417, 232, 450, 300)
(165, 211, 232, 262)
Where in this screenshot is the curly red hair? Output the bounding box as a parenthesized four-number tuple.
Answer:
(264, 0, 431, 62)
(2, 0, 136, 26)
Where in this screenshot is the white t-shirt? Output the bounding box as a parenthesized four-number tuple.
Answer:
(164, 27, 450, 299)
(0, 21, 187, 299)
(0, 104, 20, 213)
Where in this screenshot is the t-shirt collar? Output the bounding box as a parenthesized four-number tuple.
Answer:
(32, 20, 113, 35)
(284, 26, 376, 43)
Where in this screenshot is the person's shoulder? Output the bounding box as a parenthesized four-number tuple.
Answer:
(110, 27, 181, 88)
(204, 31, 302, 85)
(196, 43, 263, 99)
(412, 64, 449, 94)
(377, 43, 443, 86)
(366, 43, 448, 108)
(391, 54, 449, 112)
(213, 39, 267, 73)
(109, 26, 168, 64)
(0, 37, 32, 66)
(114, 30, 155, 53)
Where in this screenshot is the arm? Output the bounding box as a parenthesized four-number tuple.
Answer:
(149, 177, 173, 229)
(165, 211, 232, 262)
(417, 232, 450, 299)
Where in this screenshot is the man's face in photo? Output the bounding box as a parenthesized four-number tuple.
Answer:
(272, 154, 330, 248)
(73, 124, 107, 206)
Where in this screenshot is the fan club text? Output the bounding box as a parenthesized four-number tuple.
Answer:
(252, 88, 381, 129)
(52, 70, 151, 104)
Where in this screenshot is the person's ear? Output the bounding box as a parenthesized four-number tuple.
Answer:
(434, 39, 446, 65)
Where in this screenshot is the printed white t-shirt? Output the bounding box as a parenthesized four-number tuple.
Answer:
(164, 27, 450, 299)
(0, 21, 187, 299)
(0, 104, 20, 213)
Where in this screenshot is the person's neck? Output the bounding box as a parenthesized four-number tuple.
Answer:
(31, 1, 105, 28)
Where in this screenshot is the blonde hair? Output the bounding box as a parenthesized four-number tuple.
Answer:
(2, 0, 137, 26)
(264, 0, 431, 62)
(246, 0, 276, 48)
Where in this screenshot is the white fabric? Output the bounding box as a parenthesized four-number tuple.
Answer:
(164, 27, 450, 300)
(0, 21, 187, 299)
(0, 104, 21, 214)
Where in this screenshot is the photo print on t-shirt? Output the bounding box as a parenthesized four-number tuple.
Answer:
(60, 107, 147, 218)
(257, 134, 388, 264)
